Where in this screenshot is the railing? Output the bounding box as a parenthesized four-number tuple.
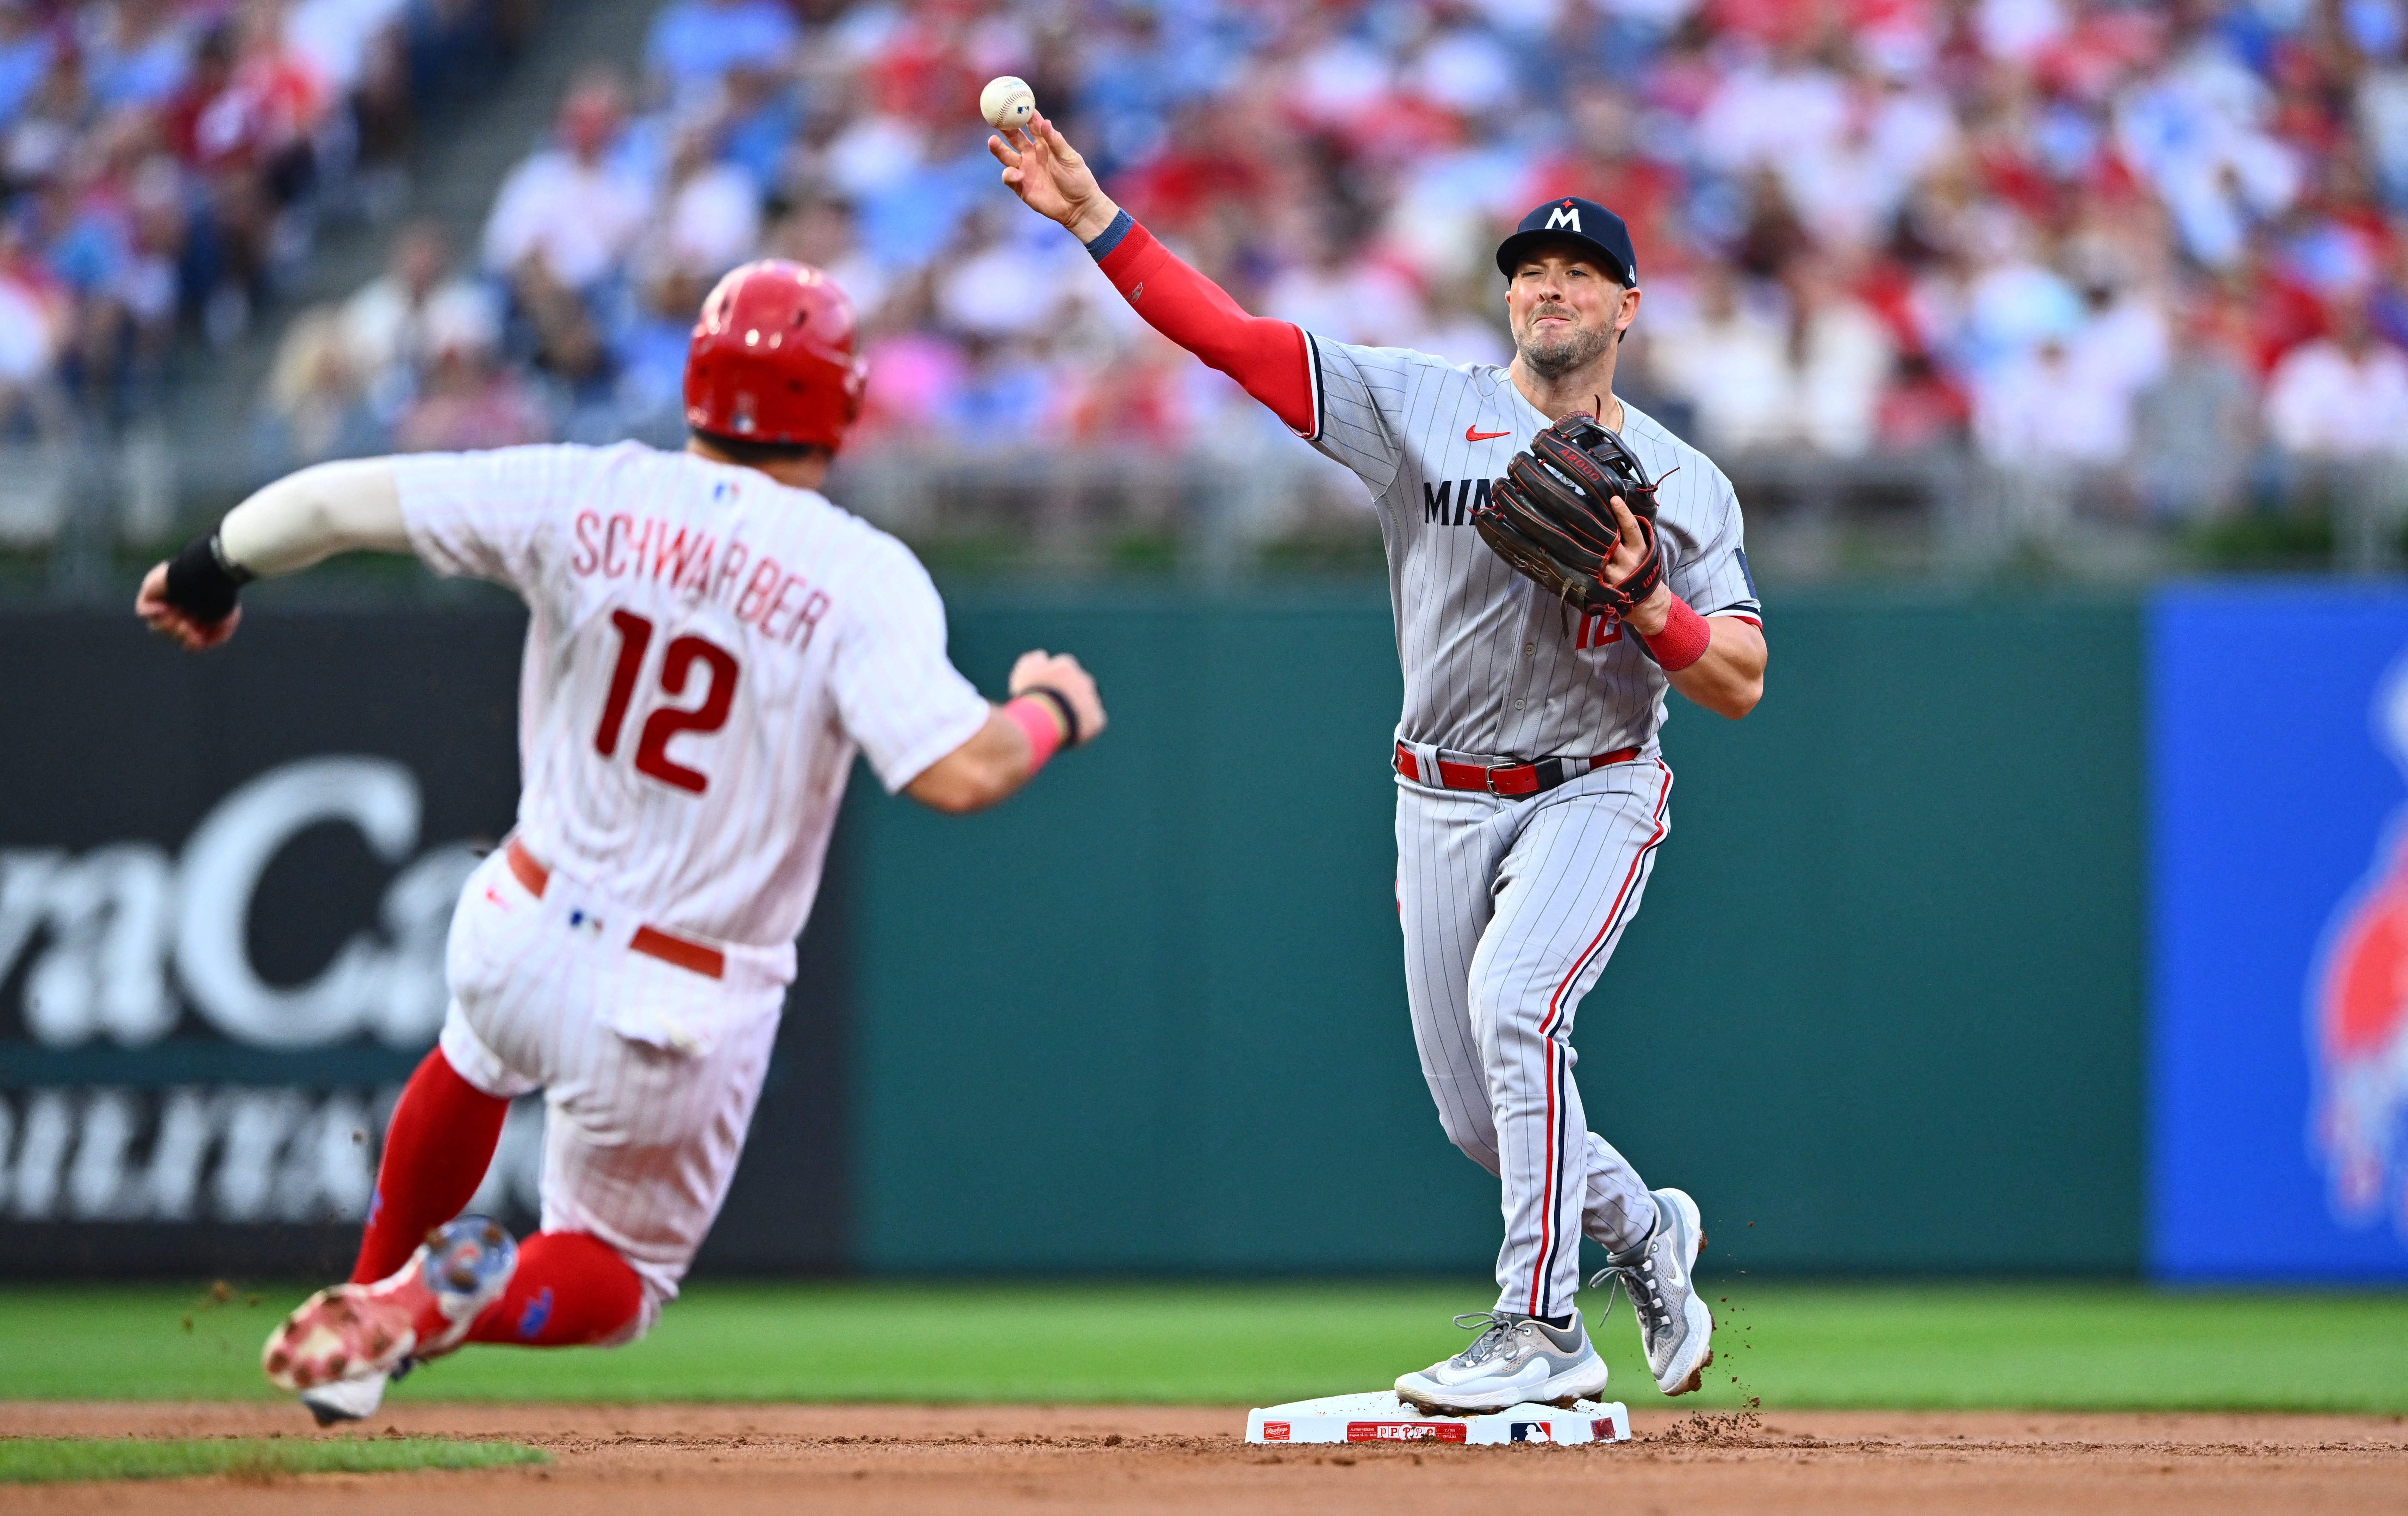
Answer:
(7, 425, 2403, 598)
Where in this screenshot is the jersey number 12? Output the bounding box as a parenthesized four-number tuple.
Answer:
(593, 610, 741, 794)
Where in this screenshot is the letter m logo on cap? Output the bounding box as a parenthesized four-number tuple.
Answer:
(1497, 196, 1638, 284)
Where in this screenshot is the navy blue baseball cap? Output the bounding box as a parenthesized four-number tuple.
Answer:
(1496, 197, 1637, 286)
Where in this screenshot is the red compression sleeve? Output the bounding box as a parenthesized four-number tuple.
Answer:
(353, 1048, 509, 1283)
(1095, 221, 1315, 435)
(467, 1231, 646, 1347)
(1642, 596, 1714, 672)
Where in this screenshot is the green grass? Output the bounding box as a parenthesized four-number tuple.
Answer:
(3, 1280, 2404, 1415)
(0, 1437, 547, 1484)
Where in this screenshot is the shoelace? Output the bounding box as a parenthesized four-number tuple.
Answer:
(1447, 1310, 1537, 1367)
(1587, 1252, 1676, 1344)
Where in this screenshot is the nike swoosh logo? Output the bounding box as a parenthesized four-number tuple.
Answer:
(1467, 427, 1512, 441)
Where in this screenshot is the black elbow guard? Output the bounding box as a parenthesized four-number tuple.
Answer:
(162, 531, 254, 624)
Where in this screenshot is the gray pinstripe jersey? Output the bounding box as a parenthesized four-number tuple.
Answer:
(1303, 336, 1761, 760)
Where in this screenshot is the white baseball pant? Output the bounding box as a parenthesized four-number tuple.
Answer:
(1396, 754, 1672, 1321)
(437, 847, 787, 1326)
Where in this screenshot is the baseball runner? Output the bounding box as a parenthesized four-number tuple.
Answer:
(135, 261, 1108, 1425)
(993, 116, 1766, 1412)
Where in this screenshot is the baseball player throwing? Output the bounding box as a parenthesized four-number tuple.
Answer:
(994, 116, 1764, 1411)
(136, 261, 1107, 1424)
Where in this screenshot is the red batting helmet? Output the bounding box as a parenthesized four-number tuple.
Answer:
(683, 260, 868, 451)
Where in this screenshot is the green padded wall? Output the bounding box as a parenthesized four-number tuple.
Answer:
(848, 592, 2144, 1276)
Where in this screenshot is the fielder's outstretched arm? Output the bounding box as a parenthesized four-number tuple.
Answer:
(991, 115, 1314, 433)
(996, 118, 1764, 721)
(137, 458, 408, 650)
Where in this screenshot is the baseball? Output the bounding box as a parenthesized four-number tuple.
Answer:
(981, 75, 1036, 132)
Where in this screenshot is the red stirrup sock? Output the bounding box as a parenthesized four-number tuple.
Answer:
(351, 1048, 511, 1283)
(467, 1231, 646, 1346)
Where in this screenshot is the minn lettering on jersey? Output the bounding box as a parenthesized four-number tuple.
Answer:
(1423, 478, 1625, 649)
(570, 510, 831, 650)
(1423, 478, 1493, 527)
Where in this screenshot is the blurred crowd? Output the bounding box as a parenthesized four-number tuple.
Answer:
(240, 0, 2408, 518)
(0, 0, 533, 439)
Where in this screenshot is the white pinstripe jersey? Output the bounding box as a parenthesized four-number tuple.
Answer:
(396, 442, 990, 952)
(1302, 338, 1761, 759)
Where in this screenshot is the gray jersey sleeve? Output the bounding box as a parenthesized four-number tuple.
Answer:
(1626, 425, 1760, 625)
(1303, 335, 1439, 496)
(1663, 463, 1761, 623)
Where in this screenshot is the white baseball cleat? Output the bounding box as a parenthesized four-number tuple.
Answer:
(1591, 1186, 1714, 1396)
(298, 1369, 393, 1427)
(1394, 1308, 1610, 1416)
(263, 1215, 518, 1424)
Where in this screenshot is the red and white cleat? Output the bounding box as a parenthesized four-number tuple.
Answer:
(263, 1215, 517, 1419)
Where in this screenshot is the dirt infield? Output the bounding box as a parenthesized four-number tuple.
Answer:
(4, 1402, 2403, 1514)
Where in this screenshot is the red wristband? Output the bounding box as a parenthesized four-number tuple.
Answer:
(1002, 695, 1064, 771)
(1641, 596, 1712, 672)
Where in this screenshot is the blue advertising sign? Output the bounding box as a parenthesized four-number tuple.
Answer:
(2151, 585, 2408, 1280)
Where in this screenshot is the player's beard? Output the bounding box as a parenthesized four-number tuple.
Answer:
(1516, 308, 1613, 379)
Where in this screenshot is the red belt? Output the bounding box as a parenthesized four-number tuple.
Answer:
(505, 838, 726, 980)
(1394, 742, 1641, 798)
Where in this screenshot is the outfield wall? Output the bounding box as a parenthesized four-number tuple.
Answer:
(37, 590, 2408, 1280)
(853, 593, 2146, 1277)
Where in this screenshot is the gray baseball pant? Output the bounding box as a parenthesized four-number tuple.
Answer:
(1395, 754, 1670, 1321)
